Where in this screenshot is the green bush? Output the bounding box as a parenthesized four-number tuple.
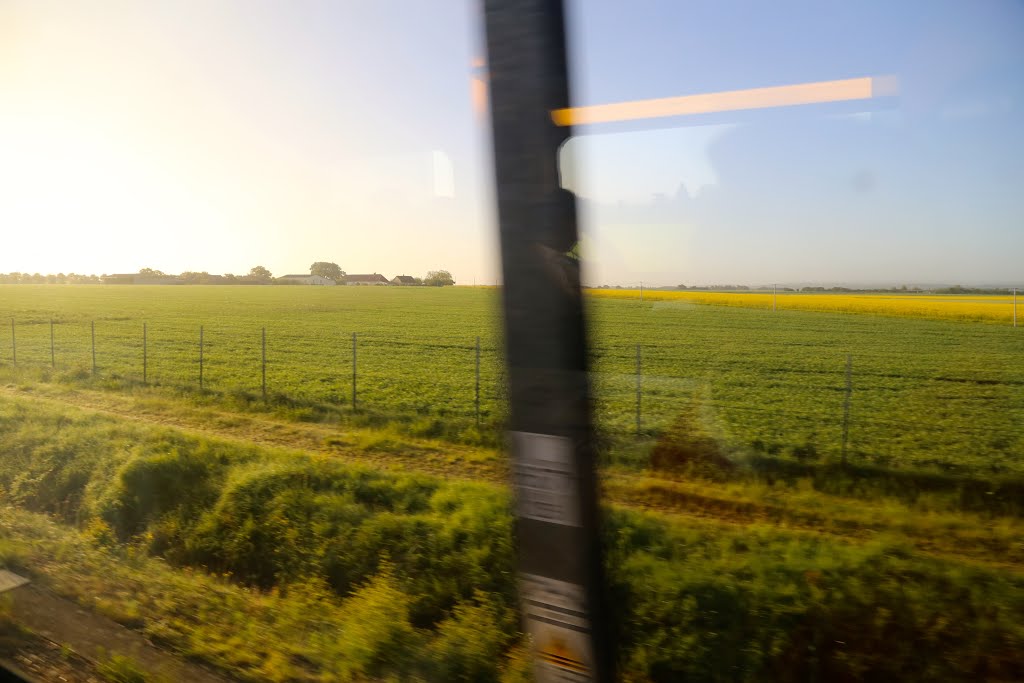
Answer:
(604, 510, 1024, 682)
(97, 442, 233, 539)
(327, 566, 419, 681)
(1, 396, 1022, 681)
(426, 591, 519, 682)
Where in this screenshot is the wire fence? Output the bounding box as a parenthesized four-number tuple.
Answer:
(2, 317, 1023, 471)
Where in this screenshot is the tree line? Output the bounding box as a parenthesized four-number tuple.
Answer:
(0, 264, 456, 287)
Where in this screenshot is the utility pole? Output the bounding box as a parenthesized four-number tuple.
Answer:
(481, 1, 614, 680)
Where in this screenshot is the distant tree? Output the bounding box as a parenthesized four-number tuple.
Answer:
(249, 266, 272, 280)
(310, 262, 345, 281)
(139, 267, 166, 277)
(424, 270, 455, 287)
(181, 271, 215, 284)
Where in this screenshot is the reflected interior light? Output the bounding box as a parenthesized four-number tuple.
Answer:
(470, 57, 489, 117)
(552, 76, 898, 126)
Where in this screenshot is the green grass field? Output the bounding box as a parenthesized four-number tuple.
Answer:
(1, 284, 1023, 680)
(2, 285, 1022, 477)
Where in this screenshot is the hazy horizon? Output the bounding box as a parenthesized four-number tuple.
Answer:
(1, 265, 1020, 291)
(2, 0, 1022, 286)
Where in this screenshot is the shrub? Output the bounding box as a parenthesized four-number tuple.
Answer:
(426, 591, 519, 682)
(327, 566, 418, 681)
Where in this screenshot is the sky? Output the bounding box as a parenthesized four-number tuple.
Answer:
(1, 0, 1022, 286)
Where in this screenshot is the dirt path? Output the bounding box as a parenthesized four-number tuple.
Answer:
(2, 385, 1021, 574)
(6, 583, 232, 682)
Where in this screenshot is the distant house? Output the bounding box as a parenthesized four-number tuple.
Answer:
(390, 275, 418, 286)
(343, 273, 390, 286)
(276, 274, 336, 286)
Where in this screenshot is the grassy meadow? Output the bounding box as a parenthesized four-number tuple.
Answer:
(0, 283, 1022, 681)
(1, 284, 1022, 476)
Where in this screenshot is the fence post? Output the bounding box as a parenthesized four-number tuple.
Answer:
(91, 321, 96, 376)
(635, 344, 642, 436)
(50, 319, 55, 368)
(143, 322, 147, 384)
(475, 336, 481, 427)
(841, 354, 852, 466)
(352, 331, 357, 411)
(9, 319, 14, 366)
(199, 325, 204, 390)
(261, 327, 267, 399)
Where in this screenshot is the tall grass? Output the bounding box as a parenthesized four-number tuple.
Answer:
(0, 393, 1022, 681)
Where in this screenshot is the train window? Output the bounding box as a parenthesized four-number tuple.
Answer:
(0, 1, 1021, 681)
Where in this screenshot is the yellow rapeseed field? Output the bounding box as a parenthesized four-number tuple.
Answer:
(586, 288, 1020, 324)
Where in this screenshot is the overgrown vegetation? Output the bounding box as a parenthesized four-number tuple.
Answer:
(0, 393, 1021, 681)
(97, 653, 156, 683)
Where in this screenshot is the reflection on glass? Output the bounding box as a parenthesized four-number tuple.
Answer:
(0, 0, 1020, 681)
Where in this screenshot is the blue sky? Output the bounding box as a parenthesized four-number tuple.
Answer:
(1, 0, 1021, 286)
(564, 0, 1024, 286)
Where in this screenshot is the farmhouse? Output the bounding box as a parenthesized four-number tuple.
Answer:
(343, 273, 390, 286)
(276, 274, 337, 286)
(390, 275, 418, 286)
